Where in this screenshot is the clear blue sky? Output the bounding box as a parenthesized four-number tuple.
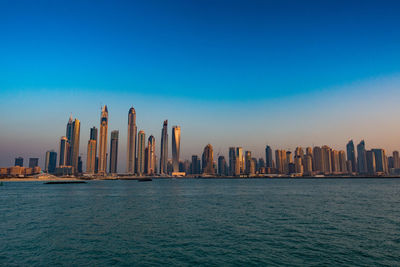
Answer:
(1, 0, 400, 169)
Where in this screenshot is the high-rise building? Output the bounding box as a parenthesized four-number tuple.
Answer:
(202, 144, 214, 174)
(294, 156, 303, 174)
(29, 158, 39, 168)
(339, 150, 347, 174)
(137, 130, 146, 175)
(89, 127, 98, 173)
(127, 107, 137, 174)
(98, 105, 108, 175)
(321, 145, 332, 174)
(109, 130, 119, 174)
(14, 157, 23, 167)
(245, 151, 252, 174)
(331, 150, 340, 174)
(160, 120, 168, 174)
(229, 147, 236, 176)
(265, 145, 273, 168)
(313, 146, 323, 174)
(346, 140, 357, 173)
(66, 115, 73, 165)
(357, 140, 367, 174)
(286, 151, 293, 166)
(172, 126, 181, 173)
(70, 118, 81, 174)
(90, 127, 98, 141)
(393, 151, 400, 169)
(191, 155, 201, 175)
(218, 156, 227, 176)
(78, 156, 83, 173)
(275, 150, 287, 174)
(366, 150, 376, 175)
(147, 135, 156, 175)
(372, 149, 387, 174)
(303, 155, 313, 175)
(295, 147, 304, 158)
(86, 139, 97, 174)
(45, 151, 57, 173)
(236, 147, 244, 174)
(66, 115, 73, 143)
(59, 136, 69, 166)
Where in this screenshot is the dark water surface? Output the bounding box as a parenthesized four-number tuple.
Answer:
(1, 179, 400, 266)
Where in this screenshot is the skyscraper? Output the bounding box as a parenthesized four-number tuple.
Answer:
(70, 118, 81, 174)
(265, 145, 273, 168)
(191, 155, 201, 175)
(160, 120, 168, 174)
(393, 151, 400, 169)
(372, 149, 387, 174)
(98, 105, 108, 175)
(245, 151, 252, 174)
(321, 145, 332, 174)
(346, 140, 357, 173)
(339, 150, 347, 174)
(45, 150, 57, 173)
(86, 139, 96, 174)
(14, 157, 23, 167)
(229, 147, 236, 176)
(202, 144, 214, 174)
(313, 146, 323, 174)
(331, 150, 340, 174)
(172, 126, 181, 173)
(236, 147, 244, 174)
(127, 107, 137, 174)
(366, 150, 376, 175)
(218, 156, 227, 176)
(109, 130, 119, 174)
(66, 115, 73, 165)
(137, 130, 146, 175)
(147, 135, 156, 175)
(275, 149, 287, 174)
(89, 127, 98, 173)
(357, 140, 367, 174)
(59, 136, 69, 166)
(29, 158, 39, 168)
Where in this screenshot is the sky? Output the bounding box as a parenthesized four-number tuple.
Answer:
(1, 0, 400, 170)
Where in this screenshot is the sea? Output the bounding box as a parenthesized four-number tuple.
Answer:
(1, 178, 399, 266)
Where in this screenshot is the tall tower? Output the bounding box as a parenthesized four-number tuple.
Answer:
(346, 140, 357, 173)
(66, 115, 73, 165)
(172, 126, 181, 173)
(357, 140, 367, 174)
(265, 145, 273, 168)
(59, 136, 69, 166)
(109, 130, 119, 174)
(70, 119, 80, 174)
(90, 127, 98, 173)
(236, 147, 244, 174)
(147, 135, 156, 175)
(86, 139, 96, 174)
(160, 120, 168, 174)
(229, 147, 236, 176)
(98, 105, 108, 175)
(45, 151, 57, 174)
(127, 107, 137, 174)
(202, 144, 214, 174)
(137, 130, 146, 175)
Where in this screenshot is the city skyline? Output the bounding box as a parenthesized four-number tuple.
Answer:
(2, 1, 400, 169)
(7, 104, 396, 177)
(4, 102, 400, 173)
